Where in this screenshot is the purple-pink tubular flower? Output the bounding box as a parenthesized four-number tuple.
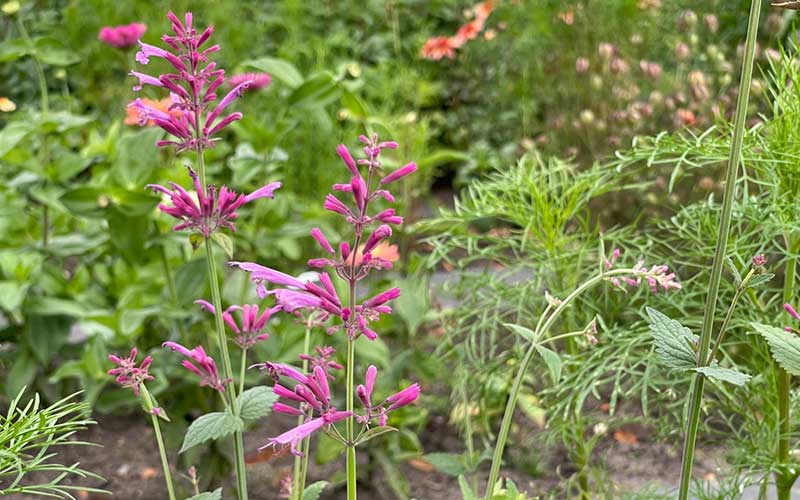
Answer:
(162, 341, 228, 392)
(98, 22, 146, 48)
(380, 162, 418, 185)
(298, 346, 343, 380)
(311, 228, 335, 255)
(108, 347, 153, 396)
(356, 365, 420, 427)
(263, 410, 352, 456)
(229, 72, 272, 90)
(147, 167, 280, 237)
(195, 300, 280, 349)
(127, 11, 252, 153)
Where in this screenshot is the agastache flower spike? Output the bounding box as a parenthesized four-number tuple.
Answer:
(147, 167, 280, 237)
(355, 365, 420, 426)
(127, 11, 253, 153)
(108, 347, 154, 396)
(162, 341, 228, 392)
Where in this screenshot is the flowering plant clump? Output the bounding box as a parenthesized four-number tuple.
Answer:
(98, 22, 146, 48)
(421, 0, 495, 60)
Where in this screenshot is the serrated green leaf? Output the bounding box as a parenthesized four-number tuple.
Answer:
(356, 425, 398, 445)
(752, 322, 800, 376)
(534, 344, 562, 384)
(458, 475, 478, 500)
(211, 232, 234, 259)
(184, 488, 222, 500)
(747, 273, 775, 288)
(424, 452, 467, 476)
(237, 386, 277, 422)
(302, 481, 328, 500)
(180, 411, 243, 453)
(693, 366, 750, 386)
(726, 257, 742, 286)
(504, 323, 537, 343)
(646, 307, 697, 369)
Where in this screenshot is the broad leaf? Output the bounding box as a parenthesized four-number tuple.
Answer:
(535, 345, 562, 384)
(646, 307, 697, 369)
(211, 232, 234, 259)
(180, 411, 243, 453)
(693, 366, 750, 386)
(242, 57, 303, 88)
(752, 322, 800, 376)
(0, 121, 34, 157)
(289, 72, 340, 107)
(237, 386, 277, 422)
(34, 37, 80, 66)
(423, 452, 467, 476)
(302, 481, 328, 500)
(184, 488, 222, 500)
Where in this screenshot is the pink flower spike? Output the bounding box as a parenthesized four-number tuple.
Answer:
(130, 71, 163, 91)
(785, 303, 800, 322)
(229, 72, 272, 90)
(363, 288, 401, 309)
(264, 417, 327, 456)
(311, 228, 335, 255)
(107, 346, 154, 396)
(380, 162, 418, 185)
(99, 22, 147, 48)
(274, 403, 303, 416)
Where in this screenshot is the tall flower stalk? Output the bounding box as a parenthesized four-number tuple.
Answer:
(233, 135, 420, 499)
(483, 250, 680, 499)
(675, 1, 761, 498)
(130, 12, 280, 500)
(776, 235, 798, 500)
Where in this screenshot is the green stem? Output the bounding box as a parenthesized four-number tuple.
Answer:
(293, 323, 312, 500)
(141, 386, 176, 500)
(777, 235, 798, 500)
(17, 18, 51, 248)
(484, 268, 634, 499)
(346, 336, 357, 500)
(706, 268, 755, 365)
(239, 348, 248, 398)
(676, 2, 761, 498)
(198, 150, 248, 500)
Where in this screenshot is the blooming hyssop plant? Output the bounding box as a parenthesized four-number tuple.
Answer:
(232, 134, 420, 499)
(108, 11, 282, 500)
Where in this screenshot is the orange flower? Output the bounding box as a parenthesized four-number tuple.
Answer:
(474, 0, 494, 20)
(421, 36, 458, 60)
(454, 18, 485, 46)
(0, 97, 16, 112)
(124, 96, 182, 126)
(348, 241, 400, 268)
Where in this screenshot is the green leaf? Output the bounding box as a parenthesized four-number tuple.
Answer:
(237, 386, 277, 422)
(34, 37, 80, 66)
(0, 38, 32, 62)
(356, 425, 398, 444)
(60, 187, 107, 218)
(646, 307, 697, 369)
(458, 475, 478, 500)
(341, 91, 367, 120)
(302, 481, 328, 500)
(424, 452, 467, 476)
(0, 121, 34, 158)
(693, 366, 750, 386)
(534, 344, 562, 384)
(314, 433, 345, 465)
(26, 315, 70, 364)
(180, 411, 244, 453)
(726, 257, 742, 286)
(0, 280, 29, 313)
(184, 488, 222, 500)
(211, 232, 234, 259)
(242, 57, 303, 88)
(417, 150, 471, 171)
(747, 273, 775, 288)
(504, 323, 537, 343)
(6, 350, 37, 398)
(752, 322, 800, 376)
(289, 72, 340, 107)
(175, 258, 208, 305)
